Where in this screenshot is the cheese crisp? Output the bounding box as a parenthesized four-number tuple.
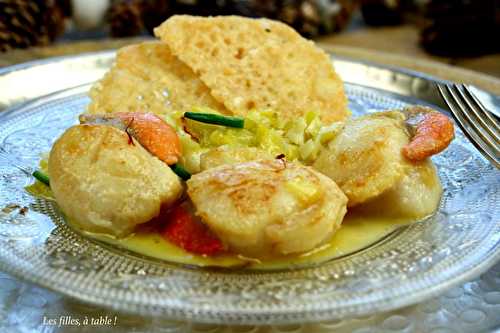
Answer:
(87, 41, 228, 115)
(154, 15, 348, 123)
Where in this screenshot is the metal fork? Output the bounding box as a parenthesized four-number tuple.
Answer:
(437, 83, 500, 169)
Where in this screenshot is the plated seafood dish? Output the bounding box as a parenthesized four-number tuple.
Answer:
(28, 15, 454, 269)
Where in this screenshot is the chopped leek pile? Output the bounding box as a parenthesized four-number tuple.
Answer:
(162, 107, 344, 174)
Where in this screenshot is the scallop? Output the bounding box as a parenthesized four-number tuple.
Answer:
(313, 112, 412, 206)
(48, 124, 183, 237)
(187, 159, 347, 258)
(354, 159, 442, 218)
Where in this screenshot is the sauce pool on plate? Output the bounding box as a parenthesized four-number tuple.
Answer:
(83, 212, 416, 270)
(25, 167, 431, 270)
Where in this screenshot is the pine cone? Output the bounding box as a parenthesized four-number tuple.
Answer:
(233, 0, 356, 37)
(169, 0, 230, 16)
(0, 0, 66, 52)
(114, 0, 231, 36)
(108, 0, 146, 37)
(360, 0, 403, 26)
(141, 0, 170, 35)
(419, 0, 500, 57)
(107, 0, 356, 38)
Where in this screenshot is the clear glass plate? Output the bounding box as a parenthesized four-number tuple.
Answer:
(0, 83, 498, 325)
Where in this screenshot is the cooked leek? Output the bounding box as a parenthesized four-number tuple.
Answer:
(184, 112, 244, 128)
(170, 164, 191, 180)
(33, 170, 50, 186)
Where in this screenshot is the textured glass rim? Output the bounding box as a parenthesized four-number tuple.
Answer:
(0, 212, 498, 324)
(0, 58, 498, 324)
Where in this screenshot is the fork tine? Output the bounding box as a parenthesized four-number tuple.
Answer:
(437, 83, 499, 168)
(458, 84, 500, 144)
(447, 85, 500, 154)
(461, 84, 500, 130)
(445, 85, 500, 162)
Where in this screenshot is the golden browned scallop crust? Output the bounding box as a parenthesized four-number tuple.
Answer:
(154, 15, 348, 123)
(87, 41, 228, 115)
(187, 160, 347, 258)
(48, 124, 183, 237)
(354, 159, 442, 219)
(313, 112, 412, 206)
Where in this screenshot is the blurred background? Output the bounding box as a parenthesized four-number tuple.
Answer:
(0, 0, 499, 77)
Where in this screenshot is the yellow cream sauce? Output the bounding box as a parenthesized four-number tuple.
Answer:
(26, 180, 418, 270)
(85, 212, 415, 270)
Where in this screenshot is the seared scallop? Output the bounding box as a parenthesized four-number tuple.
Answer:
(49, 124, 183, 237)
(187, 159, 347, 258)
(313, 112, 412, 206)
(354, 159, 442, 218)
